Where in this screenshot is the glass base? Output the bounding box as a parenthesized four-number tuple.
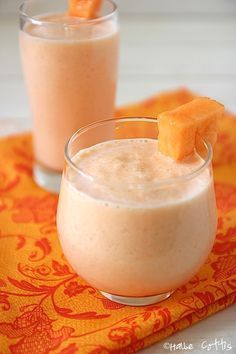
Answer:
(33, 163, 62, 193)
(100, 290, 174, 306)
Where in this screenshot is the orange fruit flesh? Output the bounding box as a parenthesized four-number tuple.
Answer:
(158, 112, 197, 161)
(68, 0, 102, 19)
(158, 97, 224, 161)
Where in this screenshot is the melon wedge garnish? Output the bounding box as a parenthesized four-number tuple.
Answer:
(68, 0, 102, 19)
(158, 97, 224, 161)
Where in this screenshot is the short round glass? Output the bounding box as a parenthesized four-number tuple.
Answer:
(57, 117, 217, 306)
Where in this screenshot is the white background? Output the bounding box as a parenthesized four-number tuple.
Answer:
(0, 1, 235, 353)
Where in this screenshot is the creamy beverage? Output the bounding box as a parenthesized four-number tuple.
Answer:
(20, 16, 119, 171)
(57, 138, 217, 298)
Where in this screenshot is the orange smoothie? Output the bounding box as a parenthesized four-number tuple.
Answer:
(20, 14, 119, 171)
(57, 139, 217, 297)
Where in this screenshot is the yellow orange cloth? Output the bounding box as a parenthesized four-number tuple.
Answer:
(0, 88, 236, 354)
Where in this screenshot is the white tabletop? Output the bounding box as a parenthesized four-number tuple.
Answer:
(0, 6, 235, 354)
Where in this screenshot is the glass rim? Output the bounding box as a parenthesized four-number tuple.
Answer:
(19, 0, 117, 26)
(64, 117, 213, 189)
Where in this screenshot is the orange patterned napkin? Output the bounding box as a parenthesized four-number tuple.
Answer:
(0, 88, 236, 354)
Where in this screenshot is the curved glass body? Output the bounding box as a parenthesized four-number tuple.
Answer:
(57, 117, 217, 306)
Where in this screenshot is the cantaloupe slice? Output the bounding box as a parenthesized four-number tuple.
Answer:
(158, 112, 197, 161)
(68, 0, 102, 19)
(158, 97, 224, 160)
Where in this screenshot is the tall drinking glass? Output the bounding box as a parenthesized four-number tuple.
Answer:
(57, 118, 217, 306)
(19, 0, 119, 192)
